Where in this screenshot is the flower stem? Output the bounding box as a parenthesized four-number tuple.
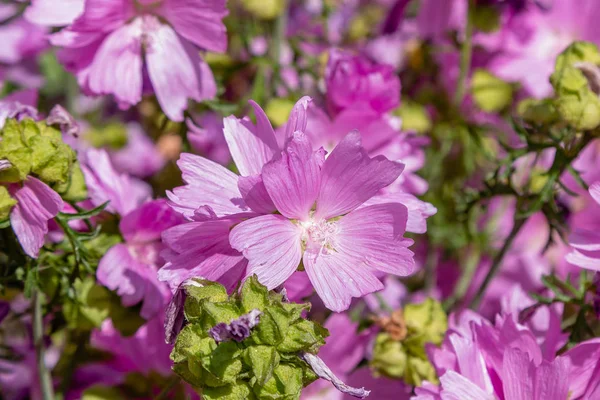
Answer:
(469, 218, 526, 309)
(444, 246, 481, 311)
(33, 288, 54, 400)
(453, 0, 475, 107)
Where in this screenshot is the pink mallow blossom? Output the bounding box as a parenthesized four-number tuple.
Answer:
(230, 129, 416, 312)
(566, 182, 600, 271)
(49, 0, 228, 121)
(413, 307, 600, 400)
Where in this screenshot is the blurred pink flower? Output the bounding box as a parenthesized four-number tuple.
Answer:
(50, 0, 228, 121)
(567, 182, 600, 271)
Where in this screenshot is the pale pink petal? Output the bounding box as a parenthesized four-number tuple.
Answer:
(145, 17, 216, 121)
(448, 333, 493, 393)
(565, 248, 600, 271)
(97, 243, 169, 319)
(161, 0, 228, 53)
(167, 153, 249, 219)
(230, 215, 302, 289)
(285, 96, 312, 140)
(238, 175, 276, 214)
(568, 229, 600, 252)
(336, 203, 415, 276)
(316, 131, 405, 220)
(439, 371, 495, 400)
(533, 358, 569, 400)
(223, 114, 278, 177)
(303, 249, 384, 312)
(502, 348, 534, 400)
(562, 338, 600, 399)
(10, 178, 63, 258)
(82, 148, 151, 216)
(119, 200, 183, 243)
(25, 0, 84, 26)
(87, 19, 143, 107)
(590, 182, 600, 205)
(262, 132, 324, 220)
(362, 191, 437, 234)
(109, 122, 166, 178)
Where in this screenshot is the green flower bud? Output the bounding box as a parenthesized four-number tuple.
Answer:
(54, 161, 88, 202)
(472, 6, 501, 33)
(63, 278, 112, 330)
(171, 276, 328, 399)
(551, 41, 600, 130)
(517, 98, 558, 125)
(394, 102, 432, 134)
(0, 185, 16, 221)
(404, 298, 447, 346)
(471, 69, 514, 113)
(241, 0, 285, 20)
(0, 119, 79, 185)
(370, 333, 408, 379)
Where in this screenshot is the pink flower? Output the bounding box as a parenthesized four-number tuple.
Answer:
(186, 112, 231, 166)
(25, 0, 84, 26)
(109, 122, 166, 178)
(416, 308, 600, 400)
(325, 49, 401, 116)
(97, 200, 182, 319)
(566, 182, 600, 271)
(81, 148, 152, 216)
(50, 0, 228, 121)
(8, 177, 63, 258)
(230, 130, 416, 312)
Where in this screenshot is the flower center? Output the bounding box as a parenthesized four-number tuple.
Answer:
(300, 218, 339, 253)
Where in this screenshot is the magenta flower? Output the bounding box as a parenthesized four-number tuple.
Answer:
(50, 0, 228, 121)
(230, 130, 416, 312)
(325, 49, 401, 116)
(566, 182, 600, 271)
(8, 177, 63, 258)
(97, 200, 182, 319)
(415, 309, 600, 400)
(109, 122, 166, 179)
(25, 0, 84, 26)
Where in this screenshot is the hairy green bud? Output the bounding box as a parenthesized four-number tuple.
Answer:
(551, 41, 600, 130)
(241, 0, 285, 20)
(171, 276, 328, 399)
(370, 298, 447, 386)
(394, 102, 432, 134)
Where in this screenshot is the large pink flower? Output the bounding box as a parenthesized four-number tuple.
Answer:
(230, 130, 416, 311)
(49, 0, 227, 121)
(566, 182, 600, 271)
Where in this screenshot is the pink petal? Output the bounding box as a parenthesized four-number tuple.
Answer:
(230, 215, 302, 289)
(502, 347, 534, 400)
(82, 148, 151, 216)
(336, 203, 416, 276)
(565, 249, 600, 271)
(119, 200, 183, 243)
(361, 191, 437, 234)
(448, 333, 493, 393)
(285, 96, 312, 140)
(533, 358, 569, 400)
(167, 153, 249, 219)
(10, 178, 63, 258)
(25, 0, 84, 26)
(439, 371, 494, 400)
(561, 338, 600, 399)
(238, 175, 276, 214)
(223, 114, 278, 177)
(109, 122, 166, 178)
(262, 132, 324, 220)
(315, 131, 405, 220)
(97, 243, 169, 319)
(590, 182, 600, 205)
(568, 229, 600, 252)
(161, 0, 228, 53)
(87, 20, 143, 107)
(303, 248, 384, 312)
(248, 100, 277, 148)
(145, 17, 216, 121)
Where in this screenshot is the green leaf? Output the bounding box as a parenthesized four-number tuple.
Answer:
(277, 320, 328, 353)
(203, 341, 243, 384)
(240, 275, 269, 313)
(63, 278, 112, 330)
(253, 363, 304, 400)
(171, 324, 216, 363)
(471, 69, 514, 112)
(203, 382, 254, 400)
(243, 345, 280, 386)
(253, 306, 290, 346)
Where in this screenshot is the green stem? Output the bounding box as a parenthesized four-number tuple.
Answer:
(453, 0, 475, 106)
(33, 289, 54, 400)
(469, 218, 526, 309)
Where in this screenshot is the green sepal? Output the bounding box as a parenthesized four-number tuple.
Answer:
(0, 186, 16, 221)
(201, 341, 243, 384)
(252, 363, 304, 400)
(202, 382, 255, 400)
(243, 345, 280, 386)
(277, 319, 328, 354)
